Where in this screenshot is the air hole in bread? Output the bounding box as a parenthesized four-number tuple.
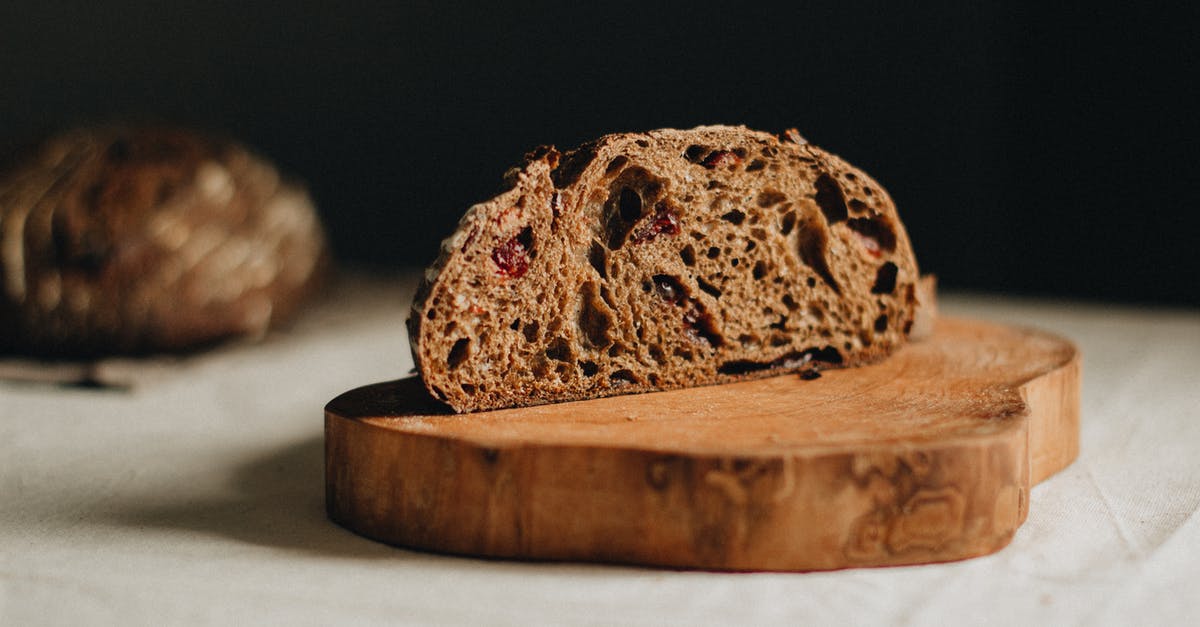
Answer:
(718, 348, 817, 375)
(721, 209, 746, 225)
(697, 277, 722, 298)
(780, 211, 797, 236)
(746, 159, 766, 172)
(551, 144, 597, 188)
(848, 216, 897, 255)
(796, 216, 841, 294)
(602, 187, 642, 249)
(680, 244, 696, 266)
(580, 360, 599, 377)
(610, 369, 639, 385)
(706, 246, 721, 259)
(447, 338, 470, 369)
(872, 262, 898, 294)
(578, 281, 613, 349)
(814, 173, 848, 224)
(606, 156, 628, 174)
(521, 321, 539, 343)
(874, 314, 889, 332)
(588, 241, 607, 278)
(460, 383, 476, 394)
(653, 275, 684, 303)
(752, 260, 767, 280)
(811, 346, 843, 364)
(509, 319, 520, 331)
(684, 144, 710, 163)
(618, 188, 642, 223)
(545, 337, 572, 362)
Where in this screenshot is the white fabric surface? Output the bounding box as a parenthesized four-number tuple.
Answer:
(2, 273, 1198, 626)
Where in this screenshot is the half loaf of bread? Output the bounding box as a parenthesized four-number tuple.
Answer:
(409, 125, 920, 412)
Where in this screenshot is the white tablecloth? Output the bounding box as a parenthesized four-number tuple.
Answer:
(3, 273, 1198, 626)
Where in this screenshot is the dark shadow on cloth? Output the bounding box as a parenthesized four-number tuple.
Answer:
(110, 435, 431, 560)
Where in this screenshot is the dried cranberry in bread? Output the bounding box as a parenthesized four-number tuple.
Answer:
(409, 125, 920, 412)
(0, 126, 328, 357)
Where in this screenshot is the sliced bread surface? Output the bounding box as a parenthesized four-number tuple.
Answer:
(409, 125, 920, 412)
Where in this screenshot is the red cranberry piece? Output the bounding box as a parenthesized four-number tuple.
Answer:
(701, 150, 742, 169)
(491, 235, 530, 278)
(631, 204, 680, 244)
(855, 231, 883, 258)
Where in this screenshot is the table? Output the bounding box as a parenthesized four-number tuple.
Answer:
(3, 273, 1197, 626)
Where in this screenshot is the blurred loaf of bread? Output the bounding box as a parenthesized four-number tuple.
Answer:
(0, 126, 329, 357)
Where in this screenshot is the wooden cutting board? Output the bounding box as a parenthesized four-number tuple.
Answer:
(325, 317, 1079, 571)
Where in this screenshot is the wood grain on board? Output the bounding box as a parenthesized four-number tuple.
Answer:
(325, 317, 1079, 571)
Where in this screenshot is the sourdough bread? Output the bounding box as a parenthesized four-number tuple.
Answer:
(0, 126, 328, 357)
(409, 125, 920, 412)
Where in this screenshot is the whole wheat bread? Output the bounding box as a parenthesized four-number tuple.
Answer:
(0, 126, 328, 357)
(409, 125, 920, 412)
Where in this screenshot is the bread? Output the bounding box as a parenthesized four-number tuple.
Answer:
(0, 126, 329, 357)
(408, 125, 920, 412)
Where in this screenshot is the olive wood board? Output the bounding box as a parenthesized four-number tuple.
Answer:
(325, 317, 1079, 571)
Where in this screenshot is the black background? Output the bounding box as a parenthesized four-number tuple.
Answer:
(2, 2, 1196, 305)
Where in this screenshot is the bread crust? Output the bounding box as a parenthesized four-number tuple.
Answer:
(0, 126, 329, 357)
(409, 125, 920, 412)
